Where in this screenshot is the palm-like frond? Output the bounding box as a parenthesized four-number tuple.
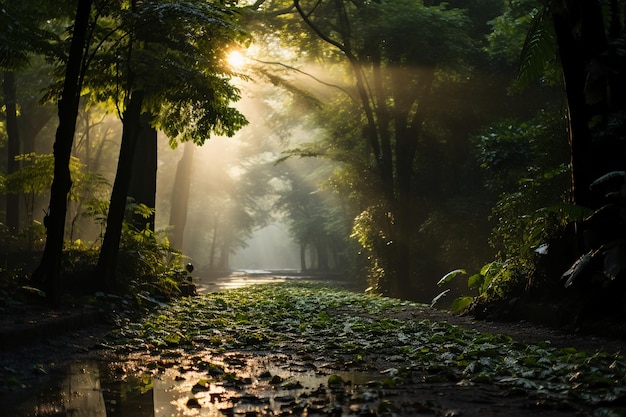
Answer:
(516, 6, 557, 90)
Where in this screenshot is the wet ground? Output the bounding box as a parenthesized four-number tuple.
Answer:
(194, 269, 307, 293)
(2, 271, 626, 417)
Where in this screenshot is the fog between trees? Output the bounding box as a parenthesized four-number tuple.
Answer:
(6, 0, 614, 308)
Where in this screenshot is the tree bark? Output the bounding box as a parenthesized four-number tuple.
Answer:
(127, 113, 157, 231)
(300, 242, 307, 271)
(96, 90, 144, 289)
(551, 4, 604, 210)
(168, 141, 194, 249)
(3, 71, 20, 232)
(31, 0, 93, 304)
(209, 214, 219, 269)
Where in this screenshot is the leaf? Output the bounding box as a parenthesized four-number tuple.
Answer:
(450, 296, 474, 314)
(516, 7, 556, 90)
(21, 285, 46, 298)
(467, 274, 484, 291)
(437, 269, 467, 286)
(430, 289, 450, 307)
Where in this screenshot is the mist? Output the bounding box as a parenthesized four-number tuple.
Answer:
(230, 223, 300, 271)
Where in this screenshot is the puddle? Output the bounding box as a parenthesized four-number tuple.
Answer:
(194, 274, 289, 294)
(7, 352, 384, 417)
(193, 270, 343, 294)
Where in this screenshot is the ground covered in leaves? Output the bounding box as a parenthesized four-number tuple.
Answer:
(3, 281, 626, 416)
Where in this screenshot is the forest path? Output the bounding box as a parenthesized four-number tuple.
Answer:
(1, 279, 625, 416)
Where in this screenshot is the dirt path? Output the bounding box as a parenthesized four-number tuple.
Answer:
(1, 281, 625, 417)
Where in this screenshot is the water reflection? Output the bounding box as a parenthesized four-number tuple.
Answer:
(10, 358, 378, 417)
(193, 270, 319, 294)
(7, 362, 104, 417)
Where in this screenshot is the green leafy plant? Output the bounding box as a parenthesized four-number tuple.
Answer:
(458, 110, 576, 306)
(434, 261, 527, 313)
(116, 203, 187, 300)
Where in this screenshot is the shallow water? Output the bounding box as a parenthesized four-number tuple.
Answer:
(8, 272, 364, 417)
(194, 271, 289, 294)
(193, 269, 345, 294)
(8, 356, 380, 417)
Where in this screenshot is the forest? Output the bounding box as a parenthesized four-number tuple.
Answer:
(2, 0, 625, 318)
(3, 0, 626, 415)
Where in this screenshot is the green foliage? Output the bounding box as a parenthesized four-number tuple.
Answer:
(0, 1, 64, 70)
(515, 4, 558, 90)
(3, 153, 108, 201)
(474, 110, 571, 257)
(433, 110, 577, 308)
(0, 221, 46, 252)
(117, 205, 186, 300)
(60, 243, 100, 280)
(4, 153, 55, 197)
(82, 0, 249, 147)
(485, 1, 537, 63)
(0, 153, 109, 249)
(435, 261, 522, 312)
(110, 281, 626, 406)
(351, 204, 394, 289)
(275, 157, 350, 271)
(352, 0, 471, 67)
(436, 269, 467, 286)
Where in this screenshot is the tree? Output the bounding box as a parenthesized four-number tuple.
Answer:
(275, 158, 348, 272)
(282, 0, 469, 297)
(168, 141, 195, 250)
(541, 0, 626, 310)
(520, 0, 626, 211)
(0, 3, 61, 233)
(31, 0, 94, 303)
(91, 1, 247, 288)
(127, 114, 157, 231)
(2, 71, 20, 232)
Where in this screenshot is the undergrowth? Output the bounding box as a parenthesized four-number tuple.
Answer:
(109, 281, 626, 407)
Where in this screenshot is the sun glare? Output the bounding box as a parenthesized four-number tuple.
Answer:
(227, 50, 246, 69)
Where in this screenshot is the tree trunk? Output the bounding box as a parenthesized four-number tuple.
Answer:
(219, 234, 230, 270)
(315, 238, 329, 271)
(300, 242, 307, 271)
(31, 0, 93, 304)
(168, 141, 195, 250)
(3, 71, 20, 232)
(96, 90, 145, 289)
(127, 113, 157, 231)
(551, 7, 600, 210)
(209, 215, 219, 269)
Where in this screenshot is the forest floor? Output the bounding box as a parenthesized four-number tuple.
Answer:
(1, 279, 626, 417)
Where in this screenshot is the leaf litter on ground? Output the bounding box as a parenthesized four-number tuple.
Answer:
(106, 281, 626, 415)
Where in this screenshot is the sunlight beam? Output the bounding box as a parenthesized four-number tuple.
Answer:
(227, 50, 246, 69)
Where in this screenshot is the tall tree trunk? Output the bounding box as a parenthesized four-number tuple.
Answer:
(550, 1, 616, 261)
(3, 71, 20, 232)
(315, 238, 329, 271)
(96, 90, 144, 289)
(209, 214, 220, 269)
(127, 113, 157, 231)
(168, 141, 195, 250)
(31, 0, 93, 304)
(551, 6, 603, 210)
(219, 234, 230, 270)
(300, 242, 307, 271)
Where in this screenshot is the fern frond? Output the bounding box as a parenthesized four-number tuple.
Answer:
(515, 7, 557, 90)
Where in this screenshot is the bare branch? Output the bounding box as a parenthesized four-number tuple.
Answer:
(250, 57, 358, 103)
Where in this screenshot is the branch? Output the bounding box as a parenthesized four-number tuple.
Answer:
(250, 57, 358, 103)
(293, 0, 347, 54)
